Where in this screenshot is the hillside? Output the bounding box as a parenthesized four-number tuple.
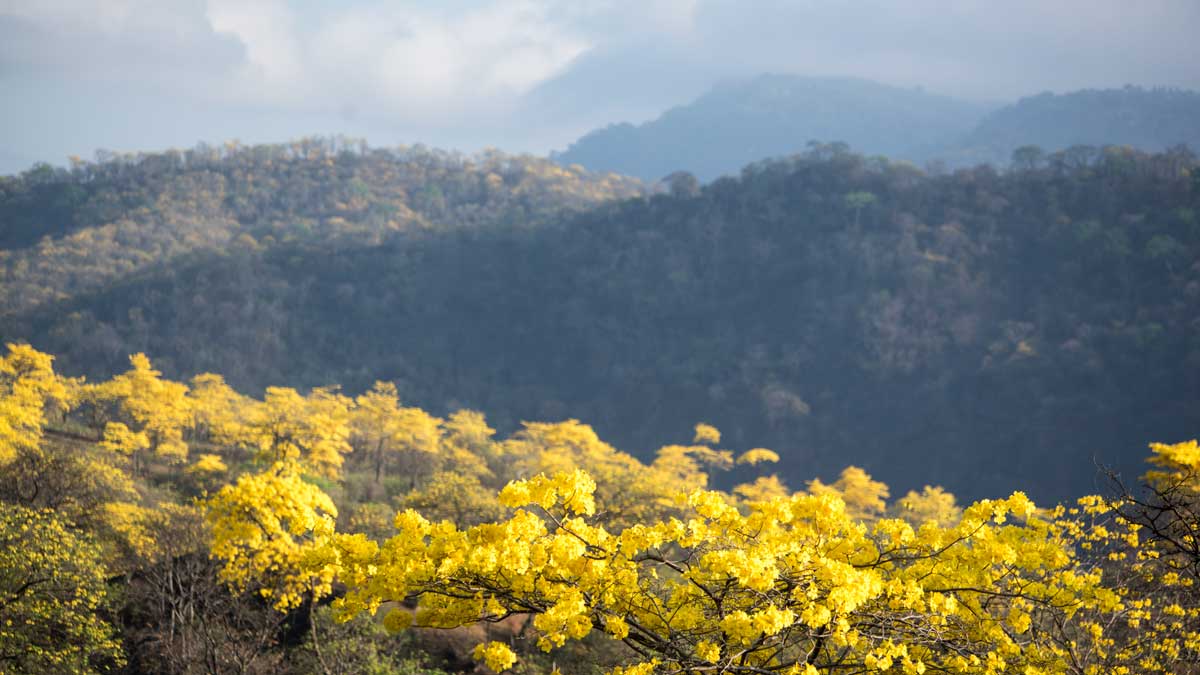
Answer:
(3, 142, 1198, 504)
(948, 86, 1200, 166)
(554, 79, 1200, 181)
(0, 138, 645, 317)
(551, 74, 990, 181)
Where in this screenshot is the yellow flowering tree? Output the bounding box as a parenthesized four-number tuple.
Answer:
(401, 470, 505, 528)
(506, 420, 765, 526)
(351, 381, 442, 485)
(807, 466, 890, 521)
(504, 420, 672, 524)
(0, 346, 140, 542)
(439, 408, 502, 481)
(889, 485, 961, 527)
(0, 504, 122, 673)
(310, 468, 1129, 675)
(88, 353, 191, 466)
(205, 460, 339, 611)
(186, 372, 252, 445)
(238, 386, 354, 479)
(1055, 439, 1200, 673)
(0, 343, 74, 466)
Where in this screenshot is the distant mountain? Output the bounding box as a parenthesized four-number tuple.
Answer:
(555, 78, 1200, 180)
(945, 86, 1200, 166)
(552, 74, 992, 181)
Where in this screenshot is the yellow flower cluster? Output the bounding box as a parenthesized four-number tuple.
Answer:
(473, 641, 518, 672)
(206, 461, 339, 610)
(301, 467, 1151, 674)
(6, 344, 1198, 674)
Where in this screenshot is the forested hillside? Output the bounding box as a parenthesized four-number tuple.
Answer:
(552, 75, 990, 181)
(3, 141, 1198, 504)
(0, 137, 644, 317)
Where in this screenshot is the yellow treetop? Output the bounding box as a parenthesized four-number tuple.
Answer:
(308, 468, 1125, 675)
(693, 422, 721, 445)
(89, 352, 191, 462)
(0, 344, 74, 466)
(188, 372, 253, 445)
(206, 460, 339, 610)
(239, 386, 354, 478)
(892, 485, 962, 527)
(807, 465, 891, 521)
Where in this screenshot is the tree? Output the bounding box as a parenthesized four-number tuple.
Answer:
(0, 343, 73, 467)
(506, 420, 660, 524)
(440, 409, 501, 479)
(889, 485, 961, 527)
(352, 382, 441, 485)
(507, 420, 743, 526)
(352, 382, 405, 483)
(1075, 439, 1200, 672)
(806, 466, 890, 521)
(0, 504, 122, 673)
(0, 346, 138, 536)
(401, 471, 505, 528)
(187, 372, 252, 446)
(843, 191, 876, 229)
(1011, 145, 1045, 171)
(89, 353, 191, 469)
(239, 386, 354, 479)
(314, 470, 1127, 675)
(663, 171, 700, 198)
(206, 460, 339, 612)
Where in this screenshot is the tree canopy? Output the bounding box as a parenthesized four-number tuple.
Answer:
(0, 343, 1197, 673)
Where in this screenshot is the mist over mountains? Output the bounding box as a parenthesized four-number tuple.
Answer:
(553, 75, 1200, 181)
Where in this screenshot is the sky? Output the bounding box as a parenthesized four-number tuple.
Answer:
(1, 0, 1199, 175)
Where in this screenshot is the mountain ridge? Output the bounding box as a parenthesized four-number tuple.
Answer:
(553, 73, 991, 180)
(553, 75, 1200, 180)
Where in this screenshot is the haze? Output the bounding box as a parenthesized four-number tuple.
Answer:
(2, 0, 1199, 174)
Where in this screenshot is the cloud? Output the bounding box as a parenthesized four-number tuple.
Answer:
(0, 0, 605, 118)
(675, 0, 1200, 98)
(205, 0, 305, 102)
(0, 0, 227, 81)
(1, 0, 1198, 171)
(200, 1, 595, 116)
(305, 1, 593, 121)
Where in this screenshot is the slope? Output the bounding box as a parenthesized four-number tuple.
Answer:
(947, 86, 1200, 166)
(5, 143, 1197, 504)
(552, 74, 990, 181)
(0, 138, 645, 317)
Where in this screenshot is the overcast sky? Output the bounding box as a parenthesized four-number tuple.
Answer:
(2, 0, 1198, 174)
